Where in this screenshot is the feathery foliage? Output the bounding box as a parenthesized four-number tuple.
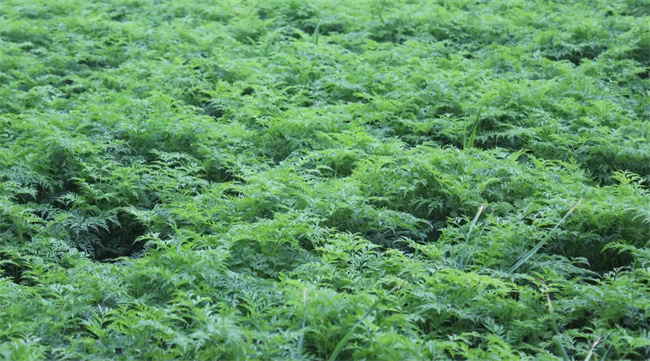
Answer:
(1, 0, 649, 359)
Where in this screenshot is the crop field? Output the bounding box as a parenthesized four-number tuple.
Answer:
(1, 0, 650, 359)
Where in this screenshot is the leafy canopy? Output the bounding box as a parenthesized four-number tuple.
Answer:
(1, 0, 649, 360)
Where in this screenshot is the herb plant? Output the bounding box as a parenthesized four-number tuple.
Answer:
(1, 0, 649, 360)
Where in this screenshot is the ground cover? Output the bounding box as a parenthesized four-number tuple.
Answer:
(1, 0, 649, 359)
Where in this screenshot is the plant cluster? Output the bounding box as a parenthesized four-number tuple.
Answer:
(1, 0, 649, 360)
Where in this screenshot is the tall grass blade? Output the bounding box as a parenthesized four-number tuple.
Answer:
(599, 344, 612, 361)
(327, 286, 398, 361)
(507, 198, 583, 274)
(312, 20, 321, 45)
(458, 203, 486, 269)
(584, 336, 601, 361)
(542, 281, 570, 361)
(463, 107, 483, 149)
(296, 288, 308, 360)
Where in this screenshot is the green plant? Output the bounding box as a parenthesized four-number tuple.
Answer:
(1, 0, 649, 359)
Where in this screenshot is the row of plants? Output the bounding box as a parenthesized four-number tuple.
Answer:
(1, 0, 649, 359)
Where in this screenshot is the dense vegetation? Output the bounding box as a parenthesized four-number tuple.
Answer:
(1, 0, 649, 359)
